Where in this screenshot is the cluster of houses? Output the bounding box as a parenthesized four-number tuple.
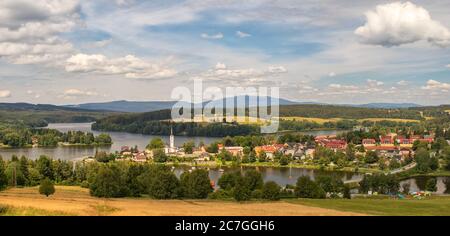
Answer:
(115, 129, 444, 163)
(315, 133, 437, 160)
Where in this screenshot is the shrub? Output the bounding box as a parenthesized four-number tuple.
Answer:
(262, 181, 281, 200)
(208, 189, 232, 200)
(233, 176, 251, 201)
(294, 176, 325, 199)
(251, 189, 263, 199)
(180, 169, 213, 199)
(425, 178, 437, 192)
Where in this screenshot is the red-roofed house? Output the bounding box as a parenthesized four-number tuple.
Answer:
(362, 139, 376, 147)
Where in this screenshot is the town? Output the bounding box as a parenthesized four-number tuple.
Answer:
(104, 127, 450, 174)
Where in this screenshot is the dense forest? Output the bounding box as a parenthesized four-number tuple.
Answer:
(92, 120, 260, 137)
(279, 104, 424, 120)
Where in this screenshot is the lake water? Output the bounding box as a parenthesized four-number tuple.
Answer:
(0, 123, 345, 160)
(0, 123, 220, 160)
(173, 166, 363, 188)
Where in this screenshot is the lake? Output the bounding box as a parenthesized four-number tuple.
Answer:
(0, 123, 346, 161)
(0, 123, 220, 160)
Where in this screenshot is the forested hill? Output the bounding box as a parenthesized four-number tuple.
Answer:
(0, 103, 118, 127)
(90, 104, 434, 136)
(279, 104, 424, 120)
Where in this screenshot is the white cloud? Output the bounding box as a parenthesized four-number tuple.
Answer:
(328, 72, 336, 77)
(116, 0, 134, 7)
(397, 80, 408, 85)
(215, 62, 227, 70)
(201, 33, 223, 39)
(328, 84, 358, 90)
(0, 90, 11, 98)
(367, 79, 384, 87)
(0, 0, 80, 65)
(421, 79, 450, 92)
(65, 53, 177, 79)
(267, 66, 287, 74)
(355, 2, 450, 47)
(64, 89, 96, 96)
(236, 31, 251, 38)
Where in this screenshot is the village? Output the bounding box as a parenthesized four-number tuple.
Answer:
(112, 127, 448, 171)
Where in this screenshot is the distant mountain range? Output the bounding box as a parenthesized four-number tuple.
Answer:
(64, 98, 422, 112)
(65, 97, 302, 113)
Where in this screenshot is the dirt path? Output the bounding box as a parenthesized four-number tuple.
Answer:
(0, 186, 364, 216)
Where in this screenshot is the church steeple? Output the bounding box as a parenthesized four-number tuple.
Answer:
(169, 126, 174, 150)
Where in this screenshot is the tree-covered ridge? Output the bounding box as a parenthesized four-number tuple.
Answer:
(279, 104, 424, 120)
(0, 125, 112, 148)
(0, 103, 118, 127)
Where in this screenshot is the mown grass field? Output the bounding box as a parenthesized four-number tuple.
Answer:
(2, 186, 450, 216)
(0, 186, 362, 216)
(287, 196, 450, 216)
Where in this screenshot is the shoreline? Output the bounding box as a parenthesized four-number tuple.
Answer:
(165, 161, 383, 174)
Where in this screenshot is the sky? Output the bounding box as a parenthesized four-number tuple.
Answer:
(0, 0, 450, 105)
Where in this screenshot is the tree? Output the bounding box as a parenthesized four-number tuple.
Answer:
(182, 141, 195, 154)
(94, 133, 112, 144)
(279, 156, 289, 166)
(295, 176, 326, 199)
(0, 157, 7, 190)
(152, 148, 167, 163)
(36, 155, 54, 180)
(89, 164, 128, 198)
(364, 151, 379, 164)
(425, 178, 437, 192)
(138, 166, 180, 199)
(343, 185, 351, 199)
(180, 169, 213, 199)
(217, 171, 240, 190)
(39, 178, 55, 197)
(262, 181, 281, 200)
(243, 170, 263, 191)
(315, 175, 344, 197)
(233, 176, 251, 201)
(415, 148, 433, 173)
(147, 138, 165, 150)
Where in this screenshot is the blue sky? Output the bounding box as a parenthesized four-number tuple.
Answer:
(0, 0, 450, 105)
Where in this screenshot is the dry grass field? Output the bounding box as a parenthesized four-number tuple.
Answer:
(0, 186, 363, 216)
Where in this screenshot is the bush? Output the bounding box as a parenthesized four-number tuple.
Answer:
(89, 164, 128, 198)
(233, 176, 251, 201)
(180, 169, 213, 199)
(0, 205, 9, 215)
(251, 189, 263, 199)
(262, 181, 281, 200)
(208, 189, 232, 200)
(138, 166, 180, 199)
(39, 178, 55, 197)
(425, 178, 437, 192)
(294, 176, 325, 199)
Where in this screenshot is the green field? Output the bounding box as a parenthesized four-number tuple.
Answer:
(287, 196, 450, 216)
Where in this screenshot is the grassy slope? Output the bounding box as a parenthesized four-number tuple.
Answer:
(0, 186, 361, 216)
(287, 196, 450, 216)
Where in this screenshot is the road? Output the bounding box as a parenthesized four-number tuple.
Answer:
(344, 162, 417, 184)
